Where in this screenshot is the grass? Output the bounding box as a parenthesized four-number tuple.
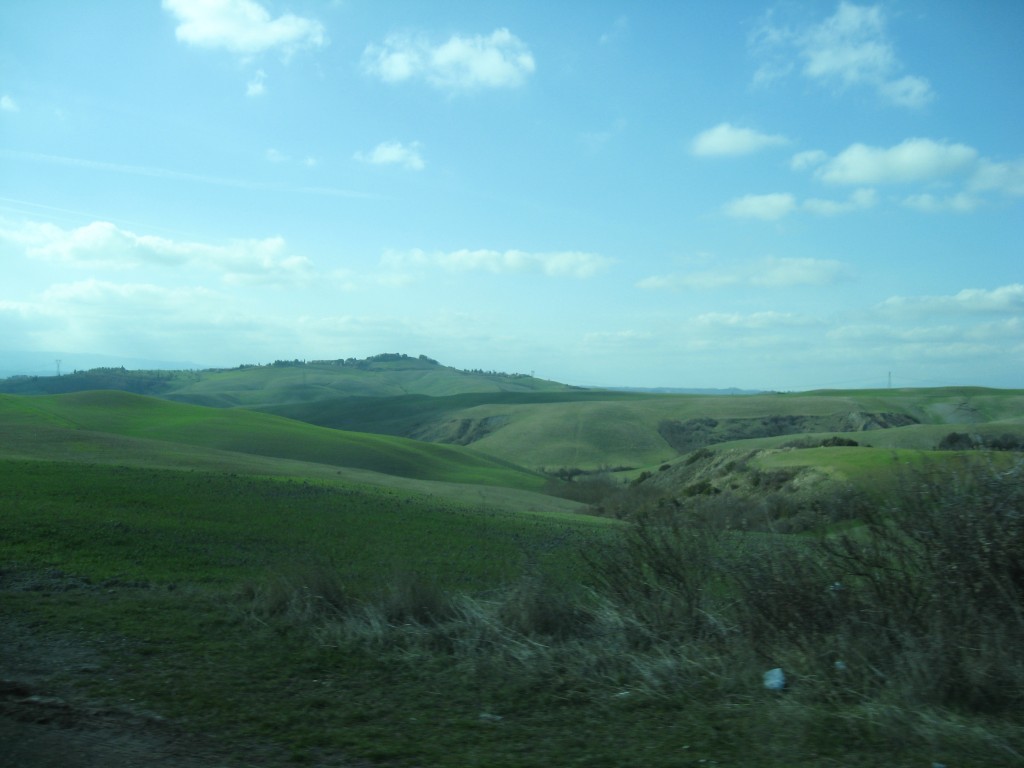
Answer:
(4, 453, 1022, 766)
(265, 386, 1024, 473)
(0, 460, 600, 589)
(6, 360, 1023, 475)
(2, 380, 1022, 766)
(0, 356, 573, 404)
(0, 391, 546, 490)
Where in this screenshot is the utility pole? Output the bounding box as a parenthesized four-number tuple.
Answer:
(888, 371, 892, 389)
(56, 359, 62, 377)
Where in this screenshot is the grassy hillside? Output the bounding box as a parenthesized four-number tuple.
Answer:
(3, 453, 1020, 766)
(6, 355, 1018, 481)
(0, 354, 572, 405)
(2, 371, 1021, 766)
(0, 391, 546, 491)
(0, 459, 603, 590)
(274, 386, 1024, 473)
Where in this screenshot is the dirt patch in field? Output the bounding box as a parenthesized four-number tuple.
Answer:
(0, 570, 371, 768)
(411, 414, 509, 445)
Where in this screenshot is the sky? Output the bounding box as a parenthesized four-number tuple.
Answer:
(1, 0, 1022, 390)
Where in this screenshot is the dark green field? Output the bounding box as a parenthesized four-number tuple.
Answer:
(2, 358, 1022, 766)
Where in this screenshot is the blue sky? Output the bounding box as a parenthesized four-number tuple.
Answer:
(1, 1, 1021, 389)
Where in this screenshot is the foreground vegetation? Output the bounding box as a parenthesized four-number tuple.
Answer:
(3, 453, 1021, 766)
(2, 368, 1022, 765)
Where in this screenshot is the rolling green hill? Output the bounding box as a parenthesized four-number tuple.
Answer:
(264, 386, 1024, 472)
(0, 391, 547, 491)
(3, 353, 1021, 500)
(3, 363, 1021, 767)
(0, 353, 572, 405)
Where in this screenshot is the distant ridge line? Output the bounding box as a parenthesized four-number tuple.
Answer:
(606, 387, 765, 395)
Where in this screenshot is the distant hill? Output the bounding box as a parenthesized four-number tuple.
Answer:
(607, 387, 765, 395)
(0, 349, 206, 379)
(3, 354, 1021, 497)
(262, 386, 1024, 474)
(0, 353, 574, 404)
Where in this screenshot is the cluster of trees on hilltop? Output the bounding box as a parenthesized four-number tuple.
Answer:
(237, 353, 442, 370)
(231, 355, 542, 380)
(459, 367, 534, 378)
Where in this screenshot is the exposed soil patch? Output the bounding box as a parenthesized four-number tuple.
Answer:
(658, 412, 919, 453)
(0, 616, 227, 768)
(412, 414, 509, 445)
(0, 570, 370, 768)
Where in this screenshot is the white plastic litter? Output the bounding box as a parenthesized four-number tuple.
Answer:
(763, 668, 786, 691)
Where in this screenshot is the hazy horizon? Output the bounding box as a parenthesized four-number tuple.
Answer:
(2, 1, 1021, 391)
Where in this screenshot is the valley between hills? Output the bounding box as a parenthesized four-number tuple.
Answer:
(2, 353, 1022, 767)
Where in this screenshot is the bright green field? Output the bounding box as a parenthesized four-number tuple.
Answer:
(0, 391, 545, 490)
(2, 378, 1021, 767)
(419, 387, 1024, 473)
(0, 459, 605, 590)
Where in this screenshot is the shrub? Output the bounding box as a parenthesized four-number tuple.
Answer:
(585, 455, 1024, 712)
(817, 456, 1024, 711)
(240, 564, 354, 626)
(378, 571, 457, 626)
(582, 499, 733, 643)
(685, 447, 715, 465)
(497, 575, 596, 640)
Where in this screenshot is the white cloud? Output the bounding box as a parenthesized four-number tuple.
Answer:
(824, 286, 1024, 371)
(879, 284, 1024, 316)
(381, 248, 611, 279)
(246, 69, 267, 96)
(162, 0, 325, 56)
(362, 28, 535, 91)
(1, 95, 18, 112)
(6, 279, 265, 362)
(753, 256, 851, 286)
(691, 123, 788, 156)
(636, 272, 739, 291)
(815, 138, 977, 185)
(721, 187, 875, 222)
(901, 192, 980, 213)
(693, 311, 813, 330)
(752, 2, 934, 108)
(879, 75, 933, 109)
(803, 187, 877, 215)
(724, 193, 796, 220)
(39, 279, 212, 308)
(264, 148, 320, 169)
(638, 256, 849, 290)
(970, 158, 1024, 196)
(0, 219, 312, 284)
(791, 149, 827, 170)
(801, 3, 894, 83)
(354, 141, 425, 171)
(581, 118, 627, 152)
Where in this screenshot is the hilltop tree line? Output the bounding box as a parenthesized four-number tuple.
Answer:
(237, 353, 442, 369)
(234, 354, 536, 379)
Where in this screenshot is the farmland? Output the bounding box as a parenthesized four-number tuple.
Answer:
(1, 358, 1022, 767)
